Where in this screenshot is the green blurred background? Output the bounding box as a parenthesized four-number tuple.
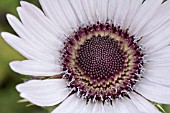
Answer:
(0, 0, 170, 113)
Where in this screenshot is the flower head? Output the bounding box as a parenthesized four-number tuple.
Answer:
(1, 0, 170, 113)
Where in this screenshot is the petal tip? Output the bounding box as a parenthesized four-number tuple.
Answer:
(16, 7, 22, 12)
(6, 14, 12, 18)
(1, 32, 12, 40)
(20, 1, 29, 7)
(16, 83, 23, 92)
(1, 32, 6, 38)
(9, 61, 20, 72)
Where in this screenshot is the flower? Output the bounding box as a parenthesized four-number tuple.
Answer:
(1, 0, 170, 112)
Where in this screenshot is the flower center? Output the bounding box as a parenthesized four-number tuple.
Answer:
(77, 35, 125, 79)
(62, 23, 144, 103)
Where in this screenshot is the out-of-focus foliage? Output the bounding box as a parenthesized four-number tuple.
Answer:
(0, 0, 170, 113)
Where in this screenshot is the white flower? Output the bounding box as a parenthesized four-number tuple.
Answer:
(1, 0, 170, 113)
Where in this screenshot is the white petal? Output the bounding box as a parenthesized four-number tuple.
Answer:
(1, 32, 34, 60)
(1, 32, 57, 63)
(80, 101, 95, 113)
(10, 60, 62, 76)
(129, 0, 162, 37)
(115, 98, 142, 113)
(73, 98, 87, 113)
(142, 46, 170, 85)
(145, 47, 170, 65)
(139, 26, 170, 53)
(6, 13, 62, 57)
(4, 14, 62, 60)
(58, 0, 80, 29)
(17, 2, 63, 48)
(92, 102, 105, 113)
(103, 104, 114, 113)
(16, 79, 69, 106)
(113, 0, 130, 28)
(137, 0, 170, 37)
(123, 0, 143, 30)
(20, 1, 65, 41)
(145, 61, 170, 69)
(146, 46, 170, 60)
(7, 12, 63, 53)
(81, 0, 97, 24)
(95, 0, 109, 23)
(135, 78, 170, 104)
(52, 94, 86, 113)
(108, 0, 117, 22)
(144, 65, 170, 85)
(39, 0, 74, 34)
(144, 72, 170, 85)
(69, 0, 89, 26)
(130, 92, 161, 113)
